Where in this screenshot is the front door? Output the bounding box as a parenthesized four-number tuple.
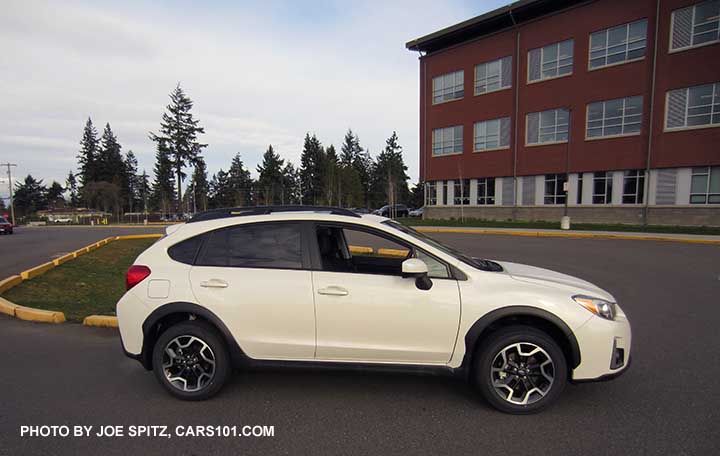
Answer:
(311, 224, 461, 364)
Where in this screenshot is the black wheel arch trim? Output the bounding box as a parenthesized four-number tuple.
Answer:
(461, 306, 581, 370)
(137, 302, 250, 370)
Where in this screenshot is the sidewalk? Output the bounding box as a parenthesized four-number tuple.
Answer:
(413, 226, 720, 244)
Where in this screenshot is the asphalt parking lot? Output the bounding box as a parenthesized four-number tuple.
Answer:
(1, 230, 719, 455)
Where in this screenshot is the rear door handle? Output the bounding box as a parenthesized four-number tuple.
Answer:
(200, 279, 229, 288)
(318, 286, 349, 296)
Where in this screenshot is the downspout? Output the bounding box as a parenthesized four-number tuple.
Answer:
(417, 50, 428, 210)
(510, 10, 520, 220)
(643, 0, 661, 224)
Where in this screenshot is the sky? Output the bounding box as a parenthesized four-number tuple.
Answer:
(0, 0, 507, 199)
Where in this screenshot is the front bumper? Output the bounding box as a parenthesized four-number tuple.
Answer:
(570, 310, 632, 381)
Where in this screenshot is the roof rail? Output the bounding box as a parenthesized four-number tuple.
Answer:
(187, 205, 362, 223)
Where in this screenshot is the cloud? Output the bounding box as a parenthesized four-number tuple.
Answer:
(0, 0, 499, 197)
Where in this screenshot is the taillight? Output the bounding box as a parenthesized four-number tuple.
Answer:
(126, 265, 151, 290)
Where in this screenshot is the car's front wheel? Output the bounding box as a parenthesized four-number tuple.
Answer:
(152, 321, 230, 401)
(473, 325, 567, 414)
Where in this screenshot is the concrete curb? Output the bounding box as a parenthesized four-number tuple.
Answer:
(0, 234, 160, 325)
(413, 227, 720, 245)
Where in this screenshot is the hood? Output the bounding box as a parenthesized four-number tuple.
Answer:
(497, 261, 615, 302)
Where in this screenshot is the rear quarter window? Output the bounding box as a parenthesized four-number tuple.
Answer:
(168, 235, 204, 265)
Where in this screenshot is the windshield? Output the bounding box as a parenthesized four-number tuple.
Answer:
(0, 217, 8, 224)
(383, 221, 502, 272)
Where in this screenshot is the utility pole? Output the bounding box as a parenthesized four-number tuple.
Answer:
(1, 163, 17, 226)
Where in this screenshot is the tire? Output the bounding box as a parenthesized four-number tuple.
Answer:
(472, 325, 567, 414)
(152, 320, 230, 401)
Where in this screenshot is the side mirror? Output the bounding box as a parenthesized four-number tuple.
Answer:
(401, 258, 433, 291)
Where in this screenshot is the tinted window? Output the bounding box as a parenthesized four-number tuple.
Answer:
(0, 217, 7, 224)
(168, 235, 204, 265)
(197, 223, 302, 269)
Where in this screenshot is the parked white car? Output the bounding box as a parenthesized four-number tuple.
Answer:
(117, 206, 631, 413)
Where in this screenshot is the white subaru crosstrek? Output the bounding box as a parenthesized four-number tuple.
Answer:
(117, 206, 631, 413)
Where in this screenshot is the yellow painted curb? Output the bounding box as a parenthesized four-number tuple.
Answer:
(377, 248, 410, 258)
(14, 305, 66, 323)
(349, 245, 374, 254)
(0, 275, 23, 294)
(83, 315, 118, 328)
(413, 227, 720, 245)
(115, 234, 163, 240)
(53, 253, 76, 266)
(0, 296, 18, 316)
(21, 261, 55, 280)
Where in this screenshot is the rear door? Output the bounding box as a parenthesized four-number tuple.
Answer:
(189, 221, 316, 360)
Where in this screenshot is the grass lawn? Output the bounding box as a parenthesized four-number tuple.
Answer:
(2, 238, 157, 322)
(402, 218, 720, 235)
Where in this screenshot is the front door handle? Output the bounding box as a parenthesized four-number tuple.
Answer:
(200, 279, 229, 288)
(318, 286, 349, 296)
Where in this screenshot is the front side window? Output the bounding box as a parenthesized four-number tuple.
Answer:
(690, 166, 720, 203)
(454, 179, 470, 205)
(196, 223, 302, 269)
(544, 174, 567, 205)
(592, 172, 613, 204)
(432, 70, 464, 104)
(426, 182, 437, 205)
(590, 19, 648, 69)
(474, 56, 512, 95)
(526, 108, 569, 144)
(670, 0, 720, 51)
(528, 39, 574, 82)
(666, 82, 720, 129)
(587, 96, 643, 138)
(432, 126, 463, 156)
(474, 117, 510, 151)
(477, 178, 496, 205)
(622, 170, 646, 204)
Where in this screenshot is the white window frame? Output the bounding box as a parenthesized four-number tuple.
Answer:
(425, 182, 437, 206)
(589, 19, 648, 70)
(526, 108, 570, 146)
(586, 96, 644, 140)
(432, 70, 464, 105)
(544, 174, 568, 205)
(474, 56, 512, 95)
(669, 0, 720, 53)
(690, 166, 720, 204)
(453, 179, 470, 205)
(473, 117, 510, 151)
(592, 171, 613, 204)
(664, 82, 720, 132)
(432, 126, 464, 156)
(476, 177, 496, 205)
(622, 170, 646, 204)
(527, 39, 574, 83)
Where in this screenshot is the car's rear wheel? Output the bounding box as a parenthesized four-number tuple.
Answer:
(473, 325, 567, 414)
(152, 321, 230, 401)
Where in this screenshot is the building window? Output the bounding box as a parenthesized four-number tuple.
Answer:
(426, 182, 437, 206)
(690, 166, 720, 203)
(432, 70, 464, 104)
(454, 179, 470, 205)
(473, 117, 510, 151)
(592, 172, 613, 204)
(577, 174, 584, 204)
(441, 181, 448, 205)
(670, 0, 720, 51)
(587, 96, 643, 138)
(526, 108, 570, 144)
(432, 126, 463, 156)
(622, 170, 646, 204)
(528, 39, 574, 82)
(590, 19, 648, 69)
(666, 82, 720, 130)
(544, 174, 567, 204)
(474, 56, 512, 95)
(477, 178, 496, 205)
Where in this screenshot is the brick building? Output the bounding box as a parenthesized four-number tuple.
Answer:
(406, 0, 720, 225)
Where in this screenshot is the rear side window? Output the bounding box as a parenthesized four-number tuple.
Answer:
(196, 223, 303, 269)
(168, 235, 204, 265)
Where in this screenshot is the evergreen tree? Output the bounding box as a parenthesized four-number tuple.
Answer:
(209, 170, 233, 208)
(46, 181, 65, 208)
(65, 172, 79, 207)
(257, 145, 285, 205)
(149, 84, 207, 212)
(124, 150, 139, 212)
(191, 157, 210, 212)
(228, 153, 254, 206)
(281, 163, 302, 204)
(370, 131, 410, 208)
(138, 169, 151, 215)
(409, 182, 425, 209)
(323, 144, 340, 206)
(13, 175, 47, 217)
(150, 140, 176, 214)
(97, 123, 125, 184)
(0, 198, 6, 213)
(77, 117, 100, 186)
(299, 133, 326, 205)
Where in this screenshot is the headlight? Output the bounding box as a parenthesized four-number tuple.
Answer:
(573, 295, 616, 320)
